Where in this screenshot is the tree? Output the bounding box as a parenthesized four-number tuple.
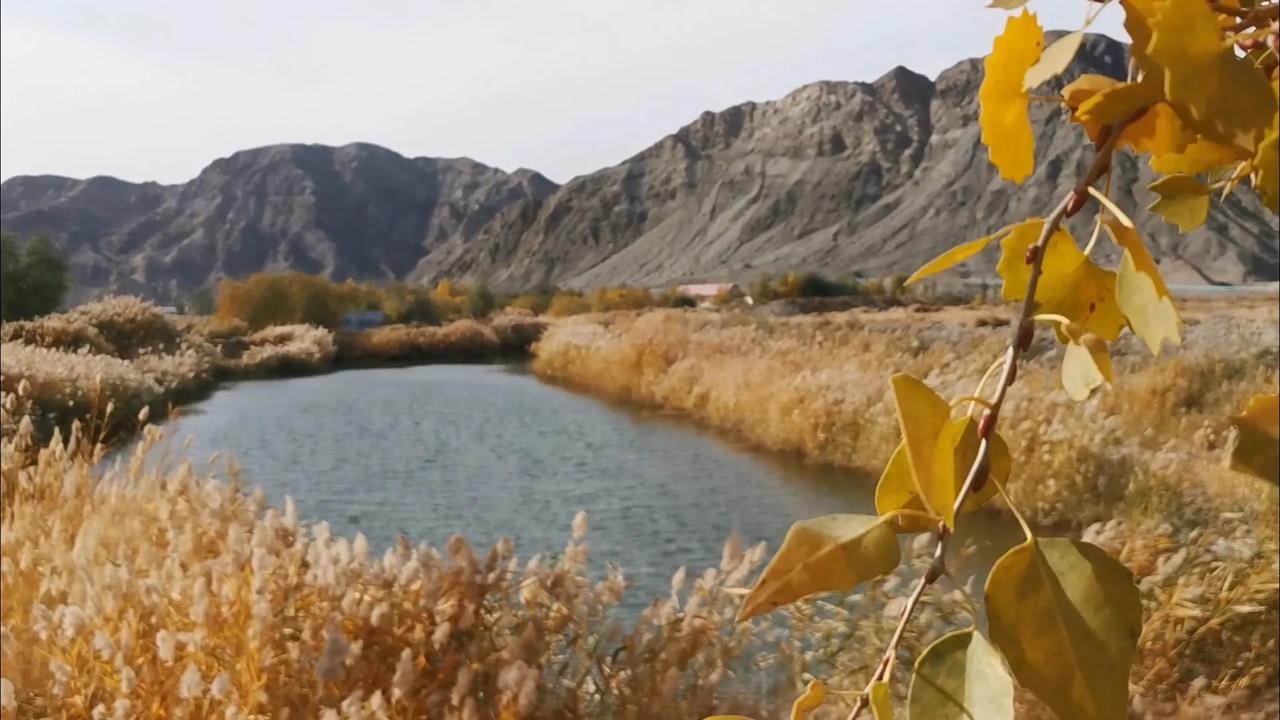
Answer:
(187, 288, 216, 316)
(462, 283, 497, 318)
(0, 233, 69, 321)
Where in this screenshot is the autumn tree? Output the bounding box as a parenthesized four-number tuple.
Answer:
(713, 2, 1279, 718)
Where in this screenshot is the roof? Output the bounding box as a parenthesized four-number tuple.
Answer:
(676, 283, 735, 297)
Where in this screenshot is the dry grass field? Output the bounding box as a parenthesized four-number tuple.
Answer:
(1, 296, 1276, 718)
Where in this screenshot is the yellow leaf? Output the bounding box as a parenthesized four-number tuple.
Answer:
(704, 717, 756, 720)
(1147, 0, 1275, 152)
(986, 0, 1029, 8)
(979, 11, 1043, 183)
(1061, 332, 1113, 401)
(1147, 174, 1211, 232)
(1062, 74, 1120, 110)
(1253, 129, 1279, 215)
(870, 681, 893, 719)
(737, 514, 900, 621)
(1125, 102, 1198, 159)
(1103, 219, 1180, 355)
(880, 377, 1010, 529)
(791, 679, 826, 720)
(1228, 393, 1280, 484)
(908, 629, 1015, 720)
(874, 443, 938, 533)
(1075, 78, 1162, 129)
(929, 417, 1005, 527)
(1149, 134, 1247, 175)
(997, 221, 1126, 341)
(890, 374, 952, 515)
(1023, 31, 1083, 90)
(906, 232, 1000, 285)
(985, 537, 1143, 720)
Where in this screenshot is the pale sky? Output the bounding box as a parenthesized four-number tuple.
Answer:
(0, 1, 1127, 185)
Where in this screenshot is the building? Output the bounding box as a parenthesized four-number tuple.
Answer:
(340, 309, 385, 332)
(675, 282, 741, 307)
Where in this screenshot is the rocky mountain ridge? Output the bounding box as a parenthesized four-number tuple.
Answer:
(3, 33, 1276, 302)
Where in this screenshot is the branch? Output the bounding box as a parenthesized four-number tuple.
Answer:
(843, 117, 1135, 719)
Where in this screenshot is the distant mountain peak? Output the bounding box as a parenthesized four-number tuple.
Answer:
(2, 34, 1275, 303)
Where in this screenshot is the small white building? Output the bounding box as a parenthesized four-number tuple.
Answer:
(675, 282, 735, 299)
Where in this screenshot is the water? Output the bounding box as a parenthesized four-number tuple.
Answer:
(154, 364, 874, 606)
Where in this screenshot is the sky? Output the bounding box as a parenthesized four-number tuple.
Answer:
(0, 1, 1127, 185)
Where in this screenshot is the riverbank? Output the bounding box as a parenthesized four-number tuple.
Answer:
(2, 297, 1277, 717)
(0, 297, 547, 446)
(532, 302, 1280, 711)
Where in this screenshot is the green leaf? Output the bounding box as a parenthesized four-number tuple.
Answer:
(1023, 31, 1084, 90)
(1228, 393, 1280, 484)
(1147, 174, 1211, 232)
(908, 629, 1014, 720)
(870, 680, 894, 719)
(737, 514, 900, 621)
(985, 537, 1142, 720)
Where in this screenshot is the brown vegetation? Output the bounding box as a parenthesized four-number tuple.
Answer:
(532, 304, 1280, 710)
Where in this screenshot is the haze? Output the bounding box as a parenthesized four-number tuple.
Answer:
(0, 0, 1126, 185)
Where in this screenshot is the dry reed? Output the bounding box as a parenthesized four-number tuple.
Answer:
(532, 304, 1280, 710)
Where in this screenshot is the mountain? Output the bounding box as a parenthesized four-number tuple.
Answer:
(1, 144, 558, 303)
(2, 34, 1276, 303)
(411, 33, 1277, 289)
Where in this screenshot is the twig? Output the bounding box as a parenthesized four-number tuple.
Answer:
(843, 117, 1135, 719)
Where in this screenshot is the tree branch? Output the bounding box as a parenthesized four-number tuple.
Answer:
(844, 115, 1135, 719)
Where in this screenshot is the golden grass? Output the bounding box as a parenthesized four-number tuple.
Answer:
(532, 304, 1280, 710)
(0, 413, 811, 719)
(2, 297, 1275, 717)
(337, 317, 548, 363)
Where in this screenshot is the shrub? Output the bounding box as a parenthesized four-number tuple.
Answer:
(0, 315, 115, 356)
(226, 324, 337, 375)
(546, 294, 592, 317)
(0, 234, 69, 321)
(66, 296, 186, 358)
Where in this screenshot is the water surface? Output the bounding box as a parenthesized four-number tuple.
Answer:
(159, 365, 874, 605)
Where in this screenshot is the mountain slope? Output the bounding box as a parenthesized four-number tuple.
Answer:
(2, 33, 1276, 303)
(1, 144, 558, 303)
(414, 33, 1276, 289)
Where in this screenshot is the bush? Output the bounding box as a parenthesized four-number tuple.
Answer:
(225, 324, 337, 375)
(546, 294, 592, 317)
(0, 234, 69, 321)
(67, 296, 186, 358)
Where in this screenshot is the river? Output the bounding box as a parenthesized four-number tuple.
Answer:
(156, 364, 874, 608)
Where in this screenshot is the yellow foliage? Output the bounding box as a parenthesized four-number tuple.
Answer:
(1228, 393, 1280, 484)
(1061, 331, 1113, 402)
(1147, 174, 1212, 232)
(1103, 219, 1180, 355)
(996, 220, 1125, 341)
(985, 537, 1142, 720)
(979, 10, 1043, 183)
(1145, 0, 1275, 153)
(736, 514, 899, 622)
